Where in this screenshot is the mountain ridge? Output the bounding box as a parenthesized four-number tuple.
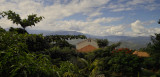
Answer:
(28, 30, 151, 49)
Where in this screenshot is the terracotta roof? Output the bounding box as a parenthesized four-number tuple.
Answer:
(133, 51, 150, 57)
(76, 38, 99, 50)
(77, 45, 98, 52)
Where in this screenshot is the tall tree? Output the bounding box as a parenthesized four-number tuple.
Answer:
(143, 19, 160, 71)
(0, 10, 44, 29)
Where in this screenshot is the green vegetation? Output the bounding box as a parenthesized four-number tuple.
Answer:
(0, 10, 160, 77)
(97, 39, 109, 48)
(0, 10, 44, 29)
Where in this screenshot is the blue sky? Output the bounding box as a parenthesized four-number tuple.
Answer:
(0, 0, 160, 36)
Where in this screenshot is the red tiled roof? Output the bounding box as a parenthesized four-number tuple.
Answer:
(77, 45, 97, 52)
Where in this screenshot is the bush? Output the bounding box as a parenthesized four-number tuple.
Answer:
(108, 48, 141, 76)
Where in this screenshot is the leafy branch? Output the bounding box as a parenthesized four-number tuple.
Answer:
(0, 10, 44, 29)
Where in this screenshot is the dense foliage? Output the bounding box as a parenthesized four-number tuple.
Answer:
(0, 27, 88, 77)
(109, 48, 141, 76)
(0, 29, 57, 77)
(96, 39, 109, 48)
(142, 33, 160, 72)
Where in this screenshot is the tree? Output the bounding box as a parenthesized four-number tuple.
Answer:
(108, 48, 141, 76)
(143, 33, 160, 71)
(97, 39, 109, 48)
(0, 26, 6, 32)
(84, 42, 121, 77)
(0, 29, 58, 77)
(53, 61, 80, 77)
(26, 34, 50, 52)
(142, 20, 160, 71)
(0, 10, 44, 29)
(9, 27, 28, 34)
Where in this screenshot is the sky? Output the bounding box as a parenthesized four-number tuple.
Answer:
(0, 0, 160, 36)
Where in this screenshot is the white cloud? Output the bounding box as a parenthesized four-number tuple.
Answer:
(87, 8, 103, 18)
(0, 0, 110, 28)
(0, 0, 125, 36)
(130, 20, 160, 36)
(107, 3, 133, 12)
(0, 0, 5, 3)
(126, 0, 154, 5)
(143, 20, 156, 25)
(144, 3, 160, 11)
(131, 20, 147, 33)
(107, 0, 159, 12)
(112, 7, 132, 12)
(93, 17, 123, 23)
(106, 25, 125, 35)
(29, 19, 125, 36)
(0, 18, 20, 28)
(0, 0, 110, 19)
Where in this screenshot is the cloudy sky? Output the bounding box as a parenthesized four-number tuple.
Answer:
(0, 0, 160, 36)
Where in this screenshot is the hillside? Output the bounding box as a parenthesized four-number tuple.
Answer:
(28, 30, 151, 49)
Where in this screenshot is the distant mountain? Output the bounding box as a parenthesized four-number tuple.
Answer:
(85, 34, 150, 42)
(46, 31, 83, 35)
(81, 34, 151, 49)
(77, 35, 151, 49)
(28, 30, 151, 49)
(28, 30, 83, 36)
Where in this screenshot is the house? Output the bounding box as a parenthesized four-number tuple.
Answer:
(76, 39, 99, 52)
(133, 51, 150, 57)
